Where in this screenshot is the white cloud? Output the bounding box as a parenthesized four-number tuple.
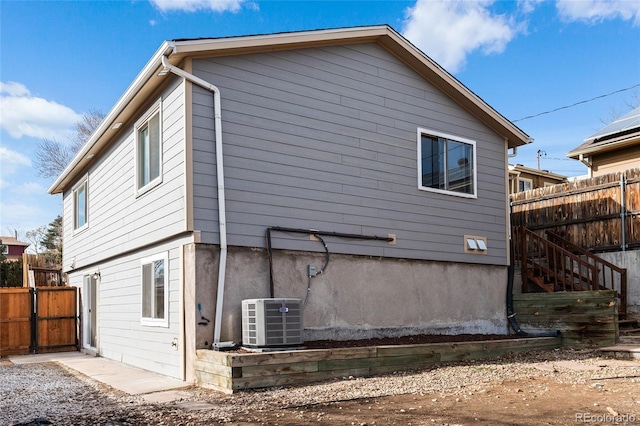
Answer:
(556, 0, 640, 25)
(518, 0, 545, 14)
(0, 146, 31, 177)
(0, 81, 30, 97)
(0, 81, 81, 140)
(150, 0, 246, 13)
(0, 146, 31, 167)
(402, 0, 520, 73)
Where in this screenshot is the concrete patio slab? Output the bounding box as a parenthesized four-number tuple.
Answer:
(9, 352, 189, 395)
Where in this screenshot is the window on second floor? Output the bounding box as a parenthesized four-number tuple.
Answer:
(518, 178, 533, 192)
(418, 128, 477, 198)
(136, 100, 162, 195)
(73, 178, 88, 231)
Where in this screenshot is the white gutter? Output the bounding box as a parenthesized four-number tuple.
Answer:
(160, 56, 233, 350)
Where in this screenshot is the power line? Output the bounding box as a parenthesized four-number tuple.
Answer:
(512, 83, 640, 123)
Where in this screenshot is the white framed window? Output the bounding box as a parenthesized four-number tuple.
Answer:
(135, 100, 162, 196)
(518, 178, 533, 192)
(73, 177, 89, 231)
(140, 252, 169, 327)
(2, 245, 8, 255)
(417, 128, 477, 198)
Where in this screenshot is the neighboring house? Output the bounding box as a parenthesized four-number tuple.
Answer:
(0, 236, 29, 262)
(567, 106, 640, 177)
(48, 26, 531, 381)
(508, 164, 566, 193)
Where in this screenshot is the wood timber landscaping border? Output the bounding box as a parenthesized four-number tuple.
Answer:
(195, 337, 561, 393)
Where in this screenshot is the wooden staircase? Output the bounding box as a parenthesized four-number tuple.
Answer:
(515, 227, 628, 318)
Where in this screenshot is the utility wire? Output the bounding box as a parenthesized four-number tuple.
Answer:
(512, 83, 640, 123)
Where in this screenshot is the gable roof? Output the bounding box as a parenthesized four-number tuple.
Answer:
(48, 25, 531, 195)
(508, 164, 567, 181)
(567, 106, 640, 159)
(0, 236, 30, 247)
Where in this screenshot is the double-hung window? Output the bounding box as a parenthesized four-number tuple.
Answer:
(135, 100, 162, 195)
(73, 178, 88, 231)
(417, 128, 476, 198)
(141, 252, 168, 327)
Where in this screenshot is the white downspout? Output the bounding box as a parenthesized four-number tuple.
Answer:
(160, 56, 233, 350)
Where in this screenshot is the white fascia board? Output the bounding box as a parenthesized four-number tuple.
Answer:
(170, 25, 389, 55)
(48, 41, 175, 194)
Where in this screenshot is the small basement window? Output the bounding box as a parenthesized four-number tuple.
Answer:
(418, 128, 476, 198)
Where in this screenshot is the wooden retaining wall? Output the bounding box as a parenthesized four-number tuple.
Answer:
(195, 337, 561, 393)
(513, 290, 618, 348)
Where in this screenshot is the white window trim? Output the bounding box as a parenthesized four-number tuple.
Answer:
(140, 252, 169, 328)
(518, 177, 533, 192)
(72, 175, 89, 234)
(2, 245, 8, 255)
(417, 128, 477, 199)
(135, 99, 163, 197)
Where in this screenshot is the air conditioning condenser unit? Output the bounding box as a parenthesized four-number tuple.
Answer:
(242, 298, 303, 347)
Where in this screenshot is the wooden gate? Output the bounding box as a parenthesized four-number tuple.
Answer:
(35, 287, 79, 354)
(0, 287, 78, 356)
(0, 288, 32, 356)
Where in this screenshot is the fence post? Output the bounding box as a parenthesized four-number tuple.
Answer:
(620, 173, 626, 251)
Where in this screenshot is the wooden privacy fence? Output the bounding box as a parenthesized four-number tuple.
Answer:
(22, 253, 63, 287)
(0, 287, 78, 356)
(511, 168, 640, 252)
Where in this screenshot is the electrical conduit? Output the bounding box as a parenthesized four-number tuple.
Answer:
(160, 56, 233, 350)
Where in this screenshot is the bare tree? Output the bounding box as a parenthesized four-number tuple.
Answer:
(25, 225, 47, 255)
(600, 91, 640, 125)
(35, 109, 105, 179)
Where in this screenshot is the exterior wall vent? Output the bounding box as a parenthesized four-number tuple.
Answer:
(242, 298, 303, 347)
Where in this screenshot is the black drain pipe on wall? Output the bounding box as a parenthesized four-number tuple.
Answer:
(266, 226, 394, 299)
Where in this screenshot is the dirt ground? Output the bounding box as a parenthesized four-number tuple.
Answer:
(4, 347, 639, 425)
(227, 376, 639, 425)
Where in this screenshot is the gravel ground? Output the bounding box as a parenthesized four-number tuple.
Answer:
(1, 348, 639, 425)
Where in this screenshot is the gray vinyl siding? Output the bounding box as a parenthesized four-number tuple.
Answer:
(66, 236, 188, 379)
(191, 43, 508, 265)
(62, 78, 187, 269)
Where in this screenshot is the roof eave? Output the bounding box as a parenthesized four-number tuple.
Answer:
(49, 25, 530, 193)
(48, 41, 175, 194)
(170, 25, 530, 148)
(377, 30, 530, 149)
(566, 133, 640, 159)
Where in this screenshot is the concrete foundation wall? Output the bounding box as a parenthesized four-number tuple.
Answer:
(188, 243, 510, 345)
(598, 251, 640, 314)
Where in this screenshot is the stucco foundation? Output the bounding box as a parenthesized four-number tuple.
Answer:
(597, 251, 640, 314)
(185, 243, 510, 350)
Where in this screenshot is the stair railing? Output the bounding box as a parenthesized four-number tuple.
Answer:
(546, 231, 627, 317)
(520, 226, 598, 293)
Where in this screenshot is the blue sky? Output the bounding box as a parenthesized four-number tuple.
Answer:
(1, 0, 639, 242)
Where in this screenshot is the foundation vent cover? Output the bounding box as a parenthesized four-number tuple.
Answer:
(242, 298, 303, 347)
